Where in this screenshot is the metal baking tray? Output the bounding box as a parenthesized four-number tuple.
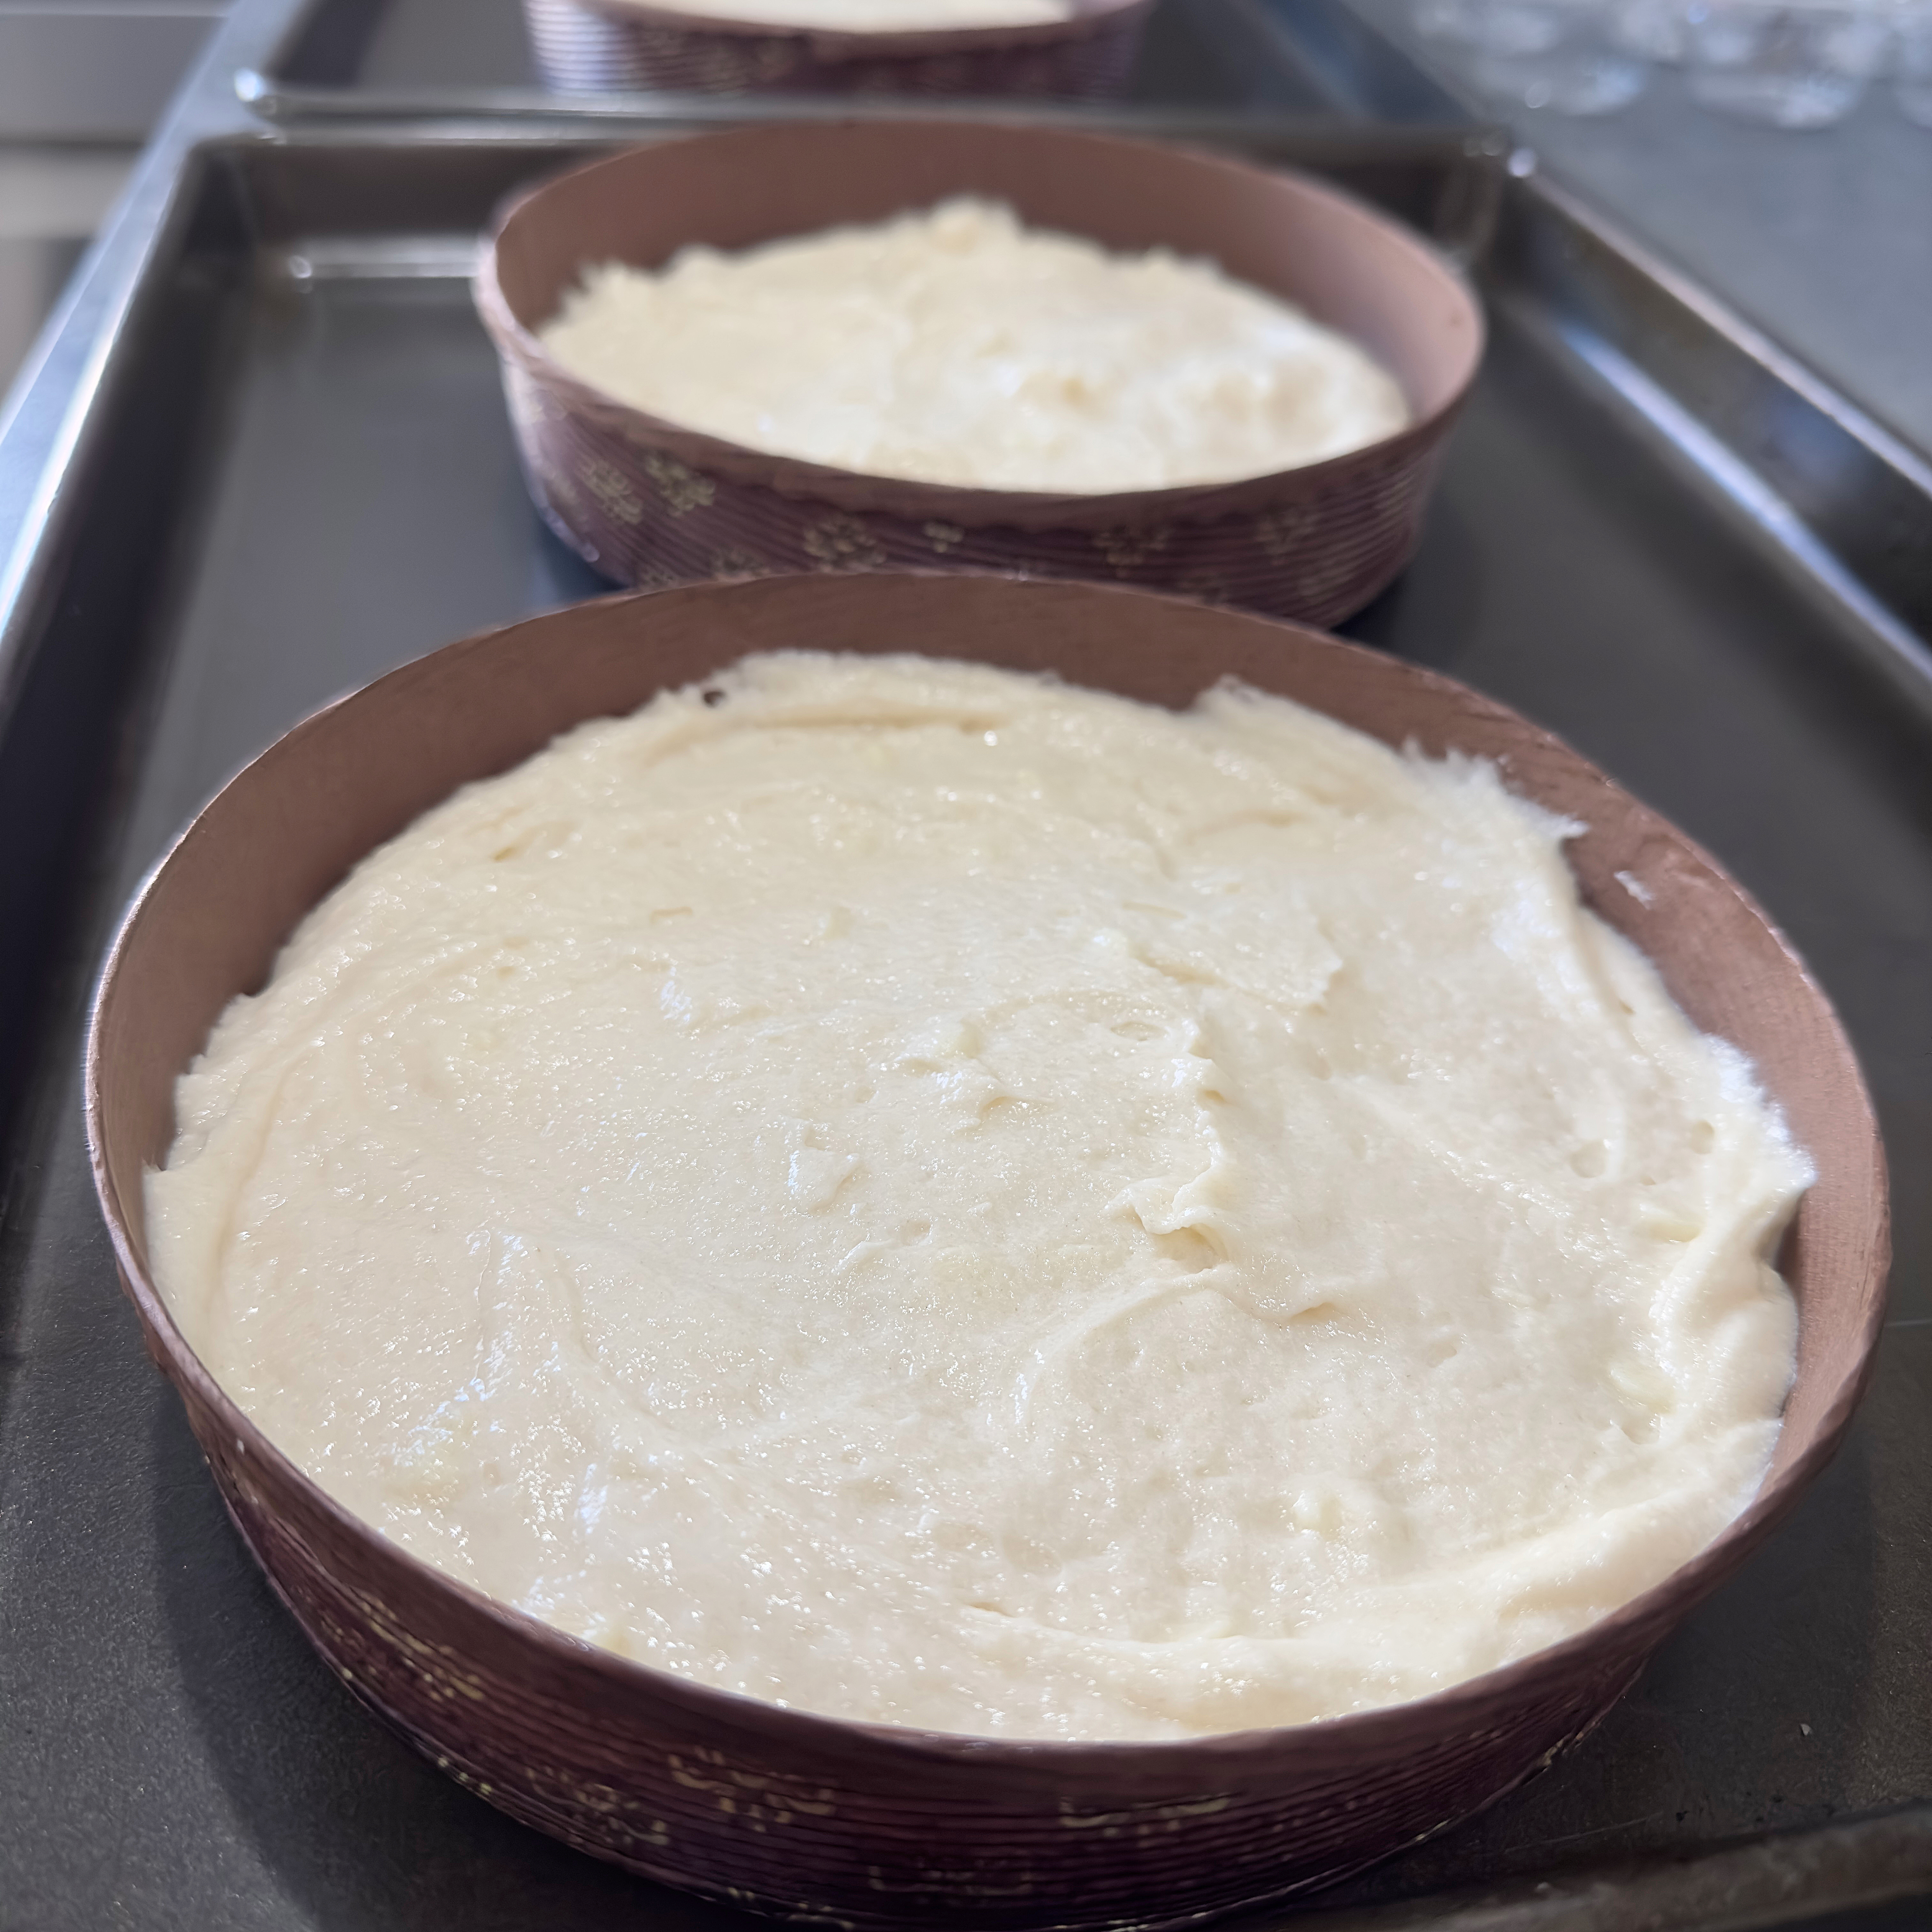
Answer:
(231, 0, 1468, 122)
(1, 107, 1931, 1932)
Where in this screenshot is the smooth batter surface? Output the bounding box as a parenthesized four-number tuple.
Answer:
(538, 199, 1413, 493)
(149, 654, 1810, 1740)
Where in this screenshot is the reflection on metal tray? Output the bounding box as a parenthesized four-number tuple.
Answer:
(0, 108, 1930, 1932)
(233, 0, 1469, 121)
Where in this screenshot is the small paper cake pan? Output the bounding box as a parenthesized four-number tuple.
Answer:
(474, 123, 1484, 628)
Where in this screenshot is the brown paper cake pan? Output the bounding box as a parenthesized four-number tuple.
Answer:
(522, 0, 1152, 96)
(474, 123, 1483, 628)
(87, 573, 1887, 1930)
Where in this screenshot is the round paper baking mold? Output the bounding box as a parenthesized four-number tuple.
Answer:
(474, 123, 1483, 630)
(88, 572, 1887, 1931)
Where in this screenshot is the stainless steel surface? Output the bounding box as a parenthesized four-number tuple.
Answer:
(0, 229, 87, 395)
(1480, 171, 1932, 719)
(0, 147, 133, 393)
(1343, 0, 1932, 465)
(0, 6, 1930, 1925)
(0, 0, 222, 140)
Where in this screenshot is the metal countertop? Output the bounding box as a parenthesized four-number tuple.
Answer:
(1331, 0, 1932, 467)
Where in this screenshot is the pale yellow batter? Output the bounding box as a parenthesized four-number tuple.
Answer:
(538, 199, 1413, 494)
(149, 654, 1809, 1740)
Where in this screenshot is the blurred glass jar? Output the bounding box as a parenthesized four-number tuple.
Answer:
(1682, 0, 1896, 126)
(1609, 0, 1690, 59)
(1414, 0, 1652, 110)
